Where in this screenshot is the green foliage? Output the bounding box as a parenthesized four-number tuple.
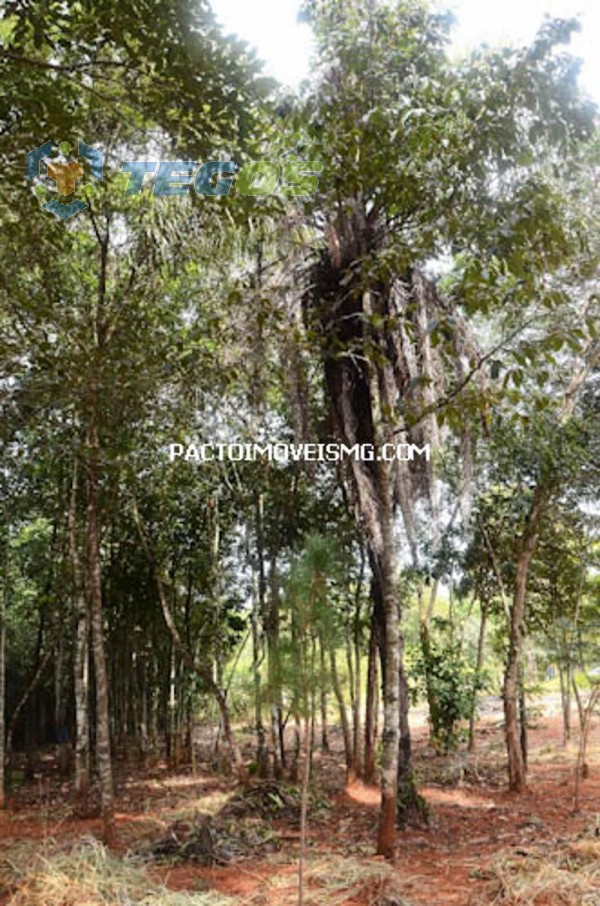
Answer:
(411, 618, 482, 753)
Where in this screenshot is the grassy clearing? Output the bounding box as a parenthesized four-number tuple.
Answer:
(0, 838, 233, 906)
(470, 838, 600, 905)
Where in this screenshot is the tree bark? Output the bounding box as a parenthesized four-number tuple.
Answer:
(266, 552, 285, 776)
(374, 459, 401, 857)
(558, 660, 572, 746)
(503, 483, 546, 792)
(329, 645, 355, 782)
(167, 643, 178, 767)
(319, 642, 330, 752)
(251, 496, 268, 776)
(418, 579, 440, 746)
(375, 563, 400, 855)
(351, 559, 364, 774)
(397, 658, 421, 826)
(87, 412, 115, 842)
(363, 606, 379, 783)
(69, 459, 90, 797)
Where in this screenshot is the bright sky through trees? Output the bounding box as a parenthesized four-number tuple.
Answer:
(210, 0, 600, 101)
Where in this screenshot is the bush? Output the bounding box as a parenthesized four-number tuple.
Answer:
(412, 618, 479, 753)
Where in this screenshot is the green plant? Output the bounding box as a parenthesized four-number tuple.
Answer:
(413, 619, 479, 753)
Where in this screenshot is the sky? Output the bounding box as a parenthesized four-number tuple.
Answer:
(210, 0, 600, 102)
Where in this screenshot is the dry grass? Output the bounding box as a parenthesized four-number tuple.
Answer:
(0, 838, 234, 906)
(241, 855, 412, 906)
(469, 840, 600, 905)
(0, 843, 414, 906)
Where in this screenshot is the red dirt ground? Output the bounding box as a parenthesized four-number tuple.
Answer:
(1, 708, 598, 906)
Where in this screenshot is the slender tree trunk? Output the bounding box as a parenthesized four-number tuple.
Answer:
(353, 602, 362, 777)
(290, 713, 301, 783)
(149, 648, 159, 755)
(519, 663, 528, 775)
(418, 579, 440, 745)
(363, 607, 378, 783)
(87, 412, 115, 843)
(503, 483, 546, 793)
(558, 660, 572, 746)
(375, 465, 401, 857)
(397, 657, 421, 826)
(357, 286, 402, 856)
(167, 644, 177, 766)
(573, 684, 599, 812)
(251, 594, 267, 775)
(319, 642, 330, 752)
(376, 567, 400, 855)
(188, 701, 197, 775)
(138, 656, 149, 765)
(468, 601, 488, 753)
(298, 640, 316, 906)
(266, 553, 285, 776)
(251, 498, 268, 776)
(69, 460, 90, 796)
(329, 645, 355, 782)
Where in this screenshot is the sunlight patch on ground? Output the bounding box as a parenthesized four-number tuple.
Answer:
(138, 775, 209, 790)
(422, 787, 497, 809)
(345, 781, 381, 807)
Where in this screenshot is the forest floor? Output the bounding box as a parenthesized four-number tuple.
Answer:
(0, 697, 599, 905)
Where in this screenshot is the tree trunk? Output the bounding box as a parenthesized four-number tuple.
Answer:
(298, 639, 317, 906)
(558, 660, 572, 746)
(418, 579, 440, 746)
(319, 642, 330, 752)
(573, 684, 599, 811)
(375, 461, 401, 857)
(251, 594, 267, 775)
(397, 657, 422, 826)
(69, 460, 90, 797)
(167, 643, 177, 767)
(376, 562, 400, 855)
(87, 412, 115, 843)
(311, 259, 438, 851)
(363, 607, 379, 783)
(503, 483, 546, 792)
(352, 581, 363, 775)
(519, 664, 528, 775)
(251, 497, 268, 776)
(468, 601, 488, 753)
(329, 645, 355, 782)
(266, 553, 285, 776)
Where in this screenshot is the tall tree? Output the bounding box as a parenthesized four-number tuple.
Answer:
(296, 0, 595, 851)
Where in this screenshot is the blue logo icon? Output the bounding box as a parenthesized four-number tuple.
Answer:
(27, 140, 104, 220)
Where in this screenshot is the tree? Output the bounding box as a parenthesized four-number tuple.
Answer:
(0, 0, 270, 838)
(295, 0, 595, 849)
